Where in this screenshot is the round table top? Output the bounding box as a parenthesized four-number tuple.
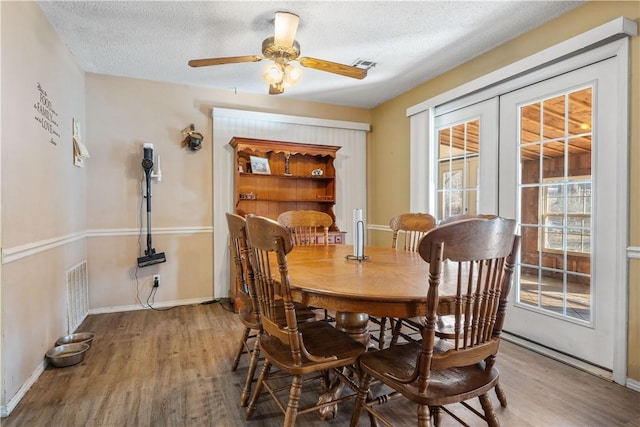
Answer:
(283, 245, 457, 318)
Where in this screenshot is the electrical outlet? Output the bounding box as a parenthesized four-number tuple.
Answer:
(153, 274, 160, 288)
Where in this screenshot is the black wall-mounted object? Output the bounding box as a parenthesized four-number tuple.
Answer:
(137, 143, 166, 267)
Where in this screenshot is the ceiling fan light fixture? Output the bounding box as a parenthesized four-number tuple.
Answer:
(283, 64, 302, 87)
(274, 11, 299, 49)
(188, 11, 367, 94)
(263, 62, 284, 84)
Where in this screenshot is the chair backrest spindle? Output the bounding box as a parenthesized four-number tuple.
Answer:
(389, 213, 436, 252)
(418, 217, 520, 373)
(277, 210, 333, 246)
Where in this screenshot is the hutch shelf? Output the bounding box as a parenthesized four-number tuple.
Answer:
(229, 136, 344, 235)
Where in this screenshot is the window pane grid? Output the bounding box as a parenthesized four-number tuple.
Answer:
(541, 179, 591, 254)
(437, 118, 480, 221)
(517, 86, 593, 323)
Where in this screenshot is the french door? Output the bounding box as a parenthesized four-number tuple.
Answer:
(499, 58, 620, 371)
(433, 58, 621, 373)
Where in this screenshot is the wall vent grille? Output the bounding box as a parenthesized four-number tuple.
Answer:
(351, 59, 377, 70)
(66, 261, 89, 333)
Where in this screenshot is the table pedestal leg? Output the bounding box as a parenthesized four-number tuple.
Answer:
(318, 311, 369, 420)
(334, 311, 370, 347)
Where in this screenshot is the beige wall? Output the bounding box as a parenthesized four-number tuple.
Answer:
(1, 1, 371, 413)
(368, 1, 640, 380)
(1, 1, 86, 410)
(85, 74, 370, 311)
(2, 0, 638, 416)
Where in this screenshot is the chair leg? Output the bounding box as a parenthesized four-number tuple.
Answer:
(320, 370, 331, 392)
(366, 390, 379, 427)
(479, 393, 500, 427)
(495, 383, 508, 407)
(350, 372, 372, 427)
(418, 404, 432, 427)
(431, 406, 442, 427)
(377, 317, 387, 349)
(246, 360, 271, 420)
(283, 375, 303, 427)
(390, 319, 404, 346)
(240, 331, 262, 407)
(368, 411, 379, 427)
(231, 327, 251, 371)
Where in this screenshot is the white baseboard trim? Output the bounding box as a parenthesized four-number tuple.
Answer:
(626, 378, 640, 392)
(88, 297, 215, 315)
(502, 332, 615, 382)
(1, 360, 46, 417)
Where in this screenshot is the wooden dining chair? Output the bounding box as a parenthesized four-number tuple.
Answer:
(226, 213, 315, 407)
(226, 212, 273, 407)
(435, 213, 497, 340)
(277, 210, 333, 246)
(372, 213, 437, 349)
(350, 217, 520, 427)
(244, 215, 366, 426)
(277, 209, 335, 321)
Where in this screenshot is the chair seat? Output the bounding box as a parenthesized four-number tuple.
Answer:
(435, 314, 467, 339)
(259, 321, 365, 375)
(359, 342, 500, 406)
(394, 315, 466, 340)
(239, 305, 261, 329)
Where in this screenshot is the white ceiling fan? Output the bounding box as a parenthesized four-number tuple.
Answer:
(188, 11, 367, 95)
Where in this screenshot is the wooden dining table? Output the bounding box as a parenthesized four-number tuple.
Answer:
(282, 244, 458, 347)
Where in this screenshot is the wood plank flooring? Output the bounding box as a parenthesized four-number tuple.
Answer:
(3, 302, 639, 426)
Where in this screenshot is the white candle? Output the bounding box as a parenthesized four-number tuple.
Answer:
(353, 208, 364, 258)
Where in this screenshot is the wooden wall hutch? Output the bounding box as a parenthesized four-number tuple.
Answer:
(229, 137, 346, 242)
(228, 137, 346, 307)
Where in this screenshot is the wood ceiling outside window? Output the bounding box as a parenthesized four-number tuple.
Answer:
(437, 89, 592, 160)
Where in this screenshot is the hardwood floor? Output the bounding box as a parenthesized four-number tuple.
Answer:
(3, 302, 639, 426)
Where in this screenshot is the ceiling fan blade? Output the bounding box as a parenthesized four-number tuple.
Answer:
(269, 84, 284, 95)
(274, 12, 299, 48)
(298, 57, 367, 80)
(188, 55, 262, 68)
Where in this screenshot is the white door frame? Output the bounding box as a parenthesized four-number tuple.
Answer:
(407, 17, 636, 385)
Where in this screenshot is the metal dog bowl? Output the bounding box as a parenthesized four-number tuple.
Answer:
(55, 332, 95, 347)
(46, 343, 90, 368)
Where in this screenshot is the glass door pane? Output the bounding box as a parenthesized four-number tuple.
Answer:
(437, 119, 480, 221)
(517, 87, 593, 323)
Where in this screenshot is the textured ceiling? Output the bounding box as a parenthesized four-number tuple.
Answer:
(38, 1, 585, 109)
